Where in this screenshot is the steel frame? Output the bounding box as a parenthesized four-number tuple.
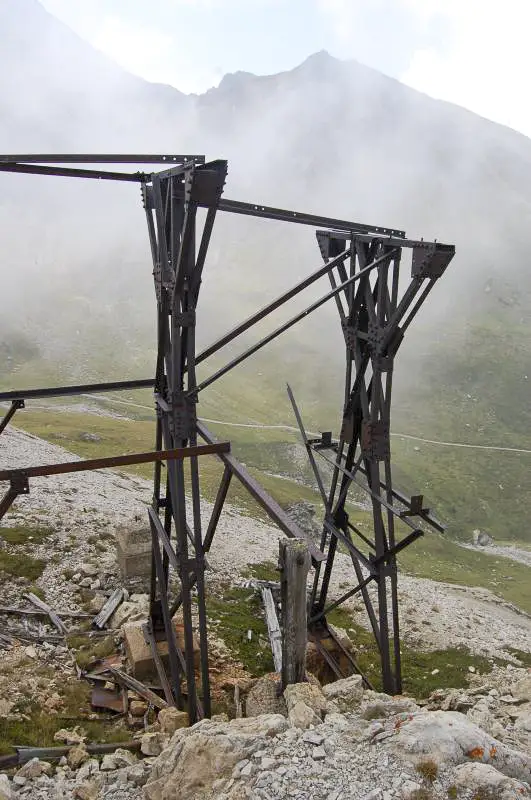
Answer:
(0, 154, 454, 714)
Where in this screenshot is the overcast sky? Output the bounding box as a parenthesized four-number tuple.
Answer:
(40, 0, 530, 138)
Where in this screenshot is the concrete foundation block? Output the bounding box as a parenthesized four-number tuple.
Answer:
(123, 619, 200, 681)
(116, 525, 151, 580)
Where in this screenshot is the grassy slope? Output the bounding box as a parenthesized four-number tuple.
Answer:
(9, 409, 531, 615)
(393, 306, 531, 543)
(3, 282, 531, 545)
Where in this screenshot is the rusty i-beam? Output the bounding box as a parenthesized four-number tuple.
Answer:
(0, 154, 454, 716)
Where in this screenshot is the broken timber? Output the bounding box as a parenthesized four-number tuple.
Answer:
(23, 592, 68, 635)
(92, 588, 124, 630)
(107, 667, 168, 710)
(260, 586, 283, 673)
(279, 539, 311, 687)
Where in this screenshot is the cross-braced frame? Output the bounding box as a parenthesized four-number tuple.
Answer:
(0, 153, 455, 718)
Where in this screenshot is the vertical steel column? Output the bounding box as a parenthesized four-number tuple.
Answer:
(310, 232, 454, 694)
(143, 160, 227, 722)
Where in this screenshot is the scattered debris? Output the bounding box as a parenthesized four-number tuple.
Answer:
(108, 667, 168, 711)
(92, 587, 124, 630)
(23, 591, 68, 634)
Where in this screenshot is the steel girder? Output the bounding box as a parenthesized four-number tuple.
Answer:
(0, 153, 455, 712)
(292, 230, 455, 694)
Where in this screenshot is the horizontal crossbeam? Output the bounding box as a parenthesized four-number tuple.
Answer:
(0, 443, 230, 481)
(0, 154, 205, 164)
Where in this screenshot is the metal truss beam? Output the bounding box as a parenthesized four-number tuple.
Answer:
(288, 231, 456, 694)
(0, 152, 455, 715)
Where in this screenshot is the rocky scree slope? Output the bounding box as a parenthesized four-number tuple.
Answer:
(0, 668, 530, 799)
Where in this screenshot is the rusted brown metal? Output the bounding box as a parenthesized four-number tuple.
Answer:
(91, 686, 125, 714)
(108, 667, 168, 710)
(0, 442, 230, 481)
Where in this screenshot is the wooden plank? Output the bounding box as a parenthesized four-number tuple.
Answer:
(0, 606, 91, 619)
(92, 588, 124, 630)
(279, 538, 310, 687)
(108, 667, 168, 710)
(260, 587, 283, 674)
(23, 593, 68, 634)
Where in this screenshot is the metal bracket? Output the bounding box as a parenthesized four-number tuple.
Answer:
(367, 320, 385, 355)
(400, 494, 431, 518)
(141, 185, 154, 210)
(341, 319, 358, 350)
(412, 244, 452, 279)
(170, 397, 197, 440)
(174, 311, 196, 327)
(361, 420, 390, 461)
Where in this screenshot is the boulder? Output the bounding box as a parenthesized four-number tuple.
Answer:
(515, 711, 531, 733)
(284, 682, 327, 730)
(284, 682, 327, 717)
(453, 761, 530, 800)
(76, 758, 100, 781)
(472, 529, 493, 546)
(389, 710, 531, 783)
(79, 563, 99, 577)
(158, 707, 189, 735)
(288, 701, 322, 730)
(72, 781, 100, 800)
(511, 675, 531, 703)
(110, 594, 149, 629)
(54, 726, 86, 745)
(144, 714, 287, 800)
(16, 758, 51, 779)
(361, 692, 419, 720)
(0, 774, 12, 800)
(245, 675, 287, 718)
(426, 687, 474, 712)
(227, 714, 288, 738)
(100, 748, 137, 771)
(127, 762, 150, 787)
(141, 732, 166, 756)
(322, 674, 364, 712)
(67, 745, 90, 770)
(467, 700, 507, 740)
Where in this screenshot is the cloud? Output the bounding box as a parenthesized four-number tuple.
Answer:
(91, 13, 223, 92)
(400, 0, 531, 137)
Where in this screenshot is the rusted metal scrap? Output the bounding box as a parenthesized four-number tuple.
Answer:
(90, 685, 126, 714)
(0, 740, 142, 770)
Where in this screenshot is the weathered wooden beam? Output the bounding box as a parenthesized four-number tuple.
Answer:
(92, 588, 125, 630)
(0, 606, 91, 619)
(279, 538, 310, 687)
(23, 592, 68, 635)
(260, 587, 283, 674)
(108, 667, 168, 710)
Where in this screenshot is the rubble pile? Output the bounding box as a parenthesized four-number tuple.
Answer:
(0, 666, 528, 799)
(1, 428, 531, 798)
